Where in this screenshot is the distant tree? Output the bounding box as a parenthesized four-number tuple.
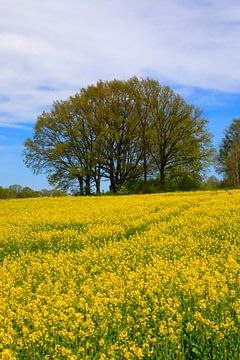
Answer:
(226, 138, 240, 186)
(51, 189, 67, 197)
(205, 175, 220, 188)
(0, 185, 68, 199)
(18, 187, 38, 198)
(217, 119, 240, 186)
(0, 186, 16, 199)
(9, 184, 23, 195)
(40, 189, 52, 197)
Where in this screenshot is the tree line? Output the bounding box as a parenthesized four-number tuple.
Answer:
(0, 185, 66, 199)
(23, 77, 215, 195)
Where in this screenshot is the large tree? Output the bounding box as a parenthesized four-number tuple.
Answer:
(217, 119, 240, 186)
(24, 98, 101, 195)
(91, 80, 143, 192)
(128, 77, 158, 191)
(146, 85, 213, 189)
(24, 77, 214, 193)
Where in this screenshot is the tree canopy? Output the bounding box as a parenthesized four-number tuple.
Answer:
(23, 77, 214, 194)
(217, 119, 240, 186)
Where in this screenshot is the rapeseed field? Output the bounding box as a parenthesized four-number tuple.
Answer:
(0, 190, 239, 359)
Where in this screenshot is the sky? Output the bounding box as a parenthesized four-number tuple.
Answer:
(1, 0, 240, 190)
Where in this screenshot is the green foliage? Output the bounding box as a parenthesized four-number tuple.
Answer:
(217, 119, 240, 186)
(116, 185, 130, 195)
(0, 185, 68, 199)
(23, 77, 214, 195)
(0, 186, 16, 199)
(126, 178, 158, 194)
(175, 174, 202, 191)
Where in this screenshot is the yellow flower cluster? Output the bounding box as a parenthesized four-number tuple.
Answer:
(0, 190, 239, 359)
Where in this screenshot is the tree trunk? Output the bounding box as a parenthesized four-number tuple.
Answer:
(95, 178, 100, 193)
(77, 175, 84, 196)
(94, 165, 101, 193)
(143, 147, 147, 193)
(110, 173, 118, 193)
(110, 177, 116, 193)
(109, 160, 117, 193)
(85, 175, 91, 195)
(159, 163, 165, 191)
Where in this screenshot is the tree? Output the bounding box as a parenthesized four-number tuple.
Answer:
(205, 175, 220, 188)
(66, 91, 103, 195)
(18, 187, 38, 198)
(0, 187, 16, 199)
(24, 99, 101, 195)
(147, 86, 214, 190)
(217, 119, 240, 186)
(23, 77, 214, 194)
(9, 184, 23, 195)
(128, 77, 158, 192)
(90, 79, 143, 192)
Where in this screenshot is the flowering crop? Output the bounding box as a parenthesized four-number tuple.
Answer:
(0, 190, 239, 359)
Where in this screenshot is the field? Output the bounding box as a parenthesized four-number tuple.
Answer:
(0, 190, 239, 359)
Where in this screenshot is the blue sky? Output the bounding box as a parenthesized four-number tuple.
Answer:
(1, 0, 240, 189)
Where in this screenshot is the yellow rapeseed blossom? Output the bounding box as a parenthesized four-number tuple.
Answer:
(0, 190, 239, 359)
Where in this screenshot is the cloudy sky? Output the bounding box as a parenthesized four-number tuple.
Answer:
(1, 0, 240, 189)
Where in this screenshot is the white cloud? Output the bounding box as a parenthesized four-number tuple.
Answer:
(1, 0, 240, 124)
(0, 122, 31, 129)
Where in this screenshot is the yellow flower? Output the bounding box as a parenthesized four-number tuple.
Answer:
(99, 338, 105, 347)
